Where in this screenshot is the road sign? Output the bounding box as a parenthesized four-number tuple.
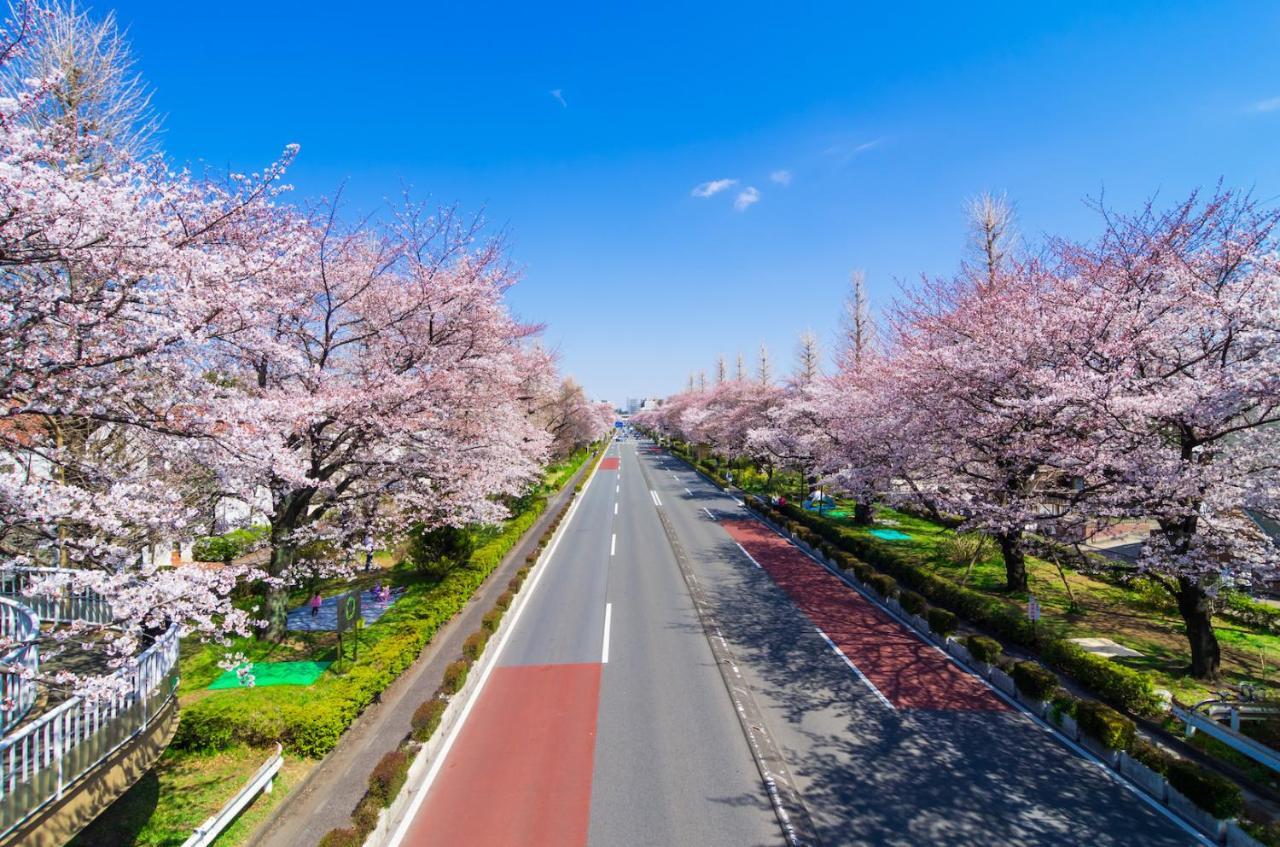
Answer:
(1027, 594, 1041, 623)
(337, 589, 362, 632)
(614, 421, 624, 428)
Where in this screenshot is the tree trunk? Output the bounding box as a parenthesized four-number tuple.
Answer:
(261, 537, 296, 639)
(1175, 576, 1221, 679)
(853, 502, 873, 525)
(996, 530, 1029, 592)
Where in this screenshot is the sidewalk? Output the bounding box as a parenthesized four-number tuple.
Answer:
(247, 458, 593, 847)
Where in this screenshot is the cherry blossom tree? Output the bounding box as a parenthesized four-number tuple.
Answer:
(1048, 190, 1280, 678)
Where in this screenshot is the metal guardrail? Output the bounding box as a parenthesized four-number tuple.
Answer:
(0, 567, 113, 625)
(0, 564, 181, 840)
(182, 743, 283, 847)
(1173, 703, 1280, 775)
(0, 599, 39, 732)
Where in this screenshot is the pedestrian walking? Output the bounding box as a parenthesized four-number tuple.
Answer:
(310, 591, 323, 618)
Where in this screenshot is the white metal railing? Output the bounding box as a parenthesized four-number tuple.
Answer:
(182, 743, 283, 847)
(0, 623, 179, 837)
(0, 567, 113, 625)
(0, 599, 39, 732)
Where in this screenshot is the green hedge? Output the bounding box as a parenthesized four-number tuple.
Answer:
(1012, 661, 1058, 701)
(1075, 700, 1135, 751)
(927, 608, 958, 637)
(966, 635, 1003, 664)
(1166, 757, 1244, 819)
(192, 525, 269, 563)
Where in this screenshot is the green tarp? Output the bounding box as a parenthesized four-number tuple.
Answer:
(208, 660, 332, 689)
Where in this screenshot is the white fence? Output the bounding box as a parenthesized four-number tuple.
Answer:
(0, 599, 39, 733)
(0, 567, 113, 625)
(0, 564, 181, 841)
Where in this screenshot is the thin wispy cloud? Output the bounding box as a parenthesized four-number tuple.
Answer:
(734, 186, 760, 211)
(692, 178, 738, 198)
(824, 136, 887, 165)
(550, 89, 567, 108)
(1253, 96, 1280, 113)
(770, 169, 792, 186)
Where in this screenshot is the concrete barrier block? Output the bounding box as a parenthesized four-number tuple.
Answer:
(946, 640, 972, 664)
(1057, 713, 1080, 742)
(990, 668, 1016, 698)
(1079, 734, 1120, 768)
(1167, 786, 1227, 842)
(1017, 693, 1047, 718)
(1227, 820, 1267, 847)
(971, 660, 993, 680)
(1118, 752, 1167, 802)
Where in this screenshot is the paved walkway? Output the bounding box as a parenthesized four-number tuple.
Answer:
(247, 458, 593, 847)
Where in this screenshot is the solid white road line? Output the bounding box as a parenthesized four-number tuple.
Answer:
(602, 603, 613, 663)
(685, 487, 693, 496)
(611, 533, 616, 556)
(650, 490, 662, 507)
(702, 507, 716, 520)
(735, 542, 762, 569)
(387, 446, 602, 847)
(815, 626, 895, 710)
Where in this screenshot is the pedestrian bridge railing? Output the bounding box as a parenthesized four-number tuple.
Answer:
(0, 600, 39, 734)
(0, 567, 113, 625)
(0, 566, 180, 840)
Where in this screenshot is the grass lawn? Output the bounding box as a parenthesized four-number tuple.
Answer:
(70, 745, 312, 847)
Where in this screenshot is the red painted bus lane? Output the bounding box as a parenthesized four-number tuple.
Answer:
(402, 663, 602, 847)
(721, 519, 1006, 712)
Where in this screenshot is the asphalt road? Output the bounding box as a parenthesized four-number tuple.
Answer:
(391, 435, 1202, 846)
(393, 437, 780, 847)
(642, 443, 1200, 846)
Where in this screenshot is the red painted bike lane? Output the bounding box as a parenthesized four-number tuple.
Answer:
(720, 518, 1006, 712)
(399, 664, 602, 847)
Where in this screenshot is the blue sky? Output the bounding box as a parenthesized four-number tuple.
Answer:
(115, 0, 1280, 406)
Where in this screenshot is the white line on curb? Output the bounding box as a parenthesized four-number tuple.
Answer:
(602, 603, 612, 663)
(814, 626, 894, 710)
(386, 453, 603, 847)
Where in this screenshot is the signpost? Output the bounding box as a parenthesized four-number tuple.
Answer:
(337, 589, 362, 664)
(1028, 594, 1041, 623)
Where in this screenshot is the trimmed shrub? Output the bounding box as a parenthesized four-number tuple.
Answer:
(899, 590, 926, 616)
(966, 635, 1003, 664)
(927, 608, 958, 637)
(462, 630, 488, 661)
(192, 524, 269, 564)
(1040, 638, 1159, 716)
(367, 749, 410, 807)
(1049, 692, 1078, 721)
(1129, 738, 1173, 774)
(318, 828, 363, 847)
(508, 575, 524, 592)
(411, 696, 448, 742)
(1166, 757, 1243, 819)
(869, 574, 898, 599)
(495, 590, 515, 610)
(1075, 700, 1135, 751)
(481, 608, 503, 634)
(1011, 661, 1057, 701)
(352, 795, 382, 834)
(442, 659, 469, 694)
